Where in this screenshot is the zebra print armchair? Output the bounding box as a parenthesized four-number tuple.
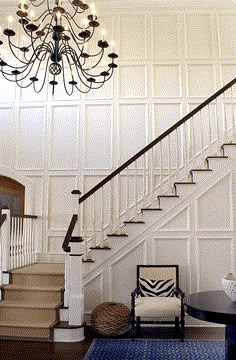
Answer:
(130, 265, 185, 340)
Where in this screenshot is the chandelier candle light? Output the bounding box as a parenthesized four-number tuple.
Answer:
(0, 0, 118, 95)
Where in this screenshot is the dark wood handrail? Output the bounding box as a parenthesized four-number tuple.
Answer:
(79, 77, 236, 203)
(0, 214, 7, 228)
(62, 214, 78, 252)
(11, 214, 38, 219)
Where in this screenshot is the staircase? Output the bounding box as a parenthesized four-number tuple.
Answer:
(1, 77, 236, 342)
(0, 263, 64, 341)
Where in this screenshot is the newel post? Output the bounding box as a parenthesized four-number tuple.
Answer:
(68, 190, 84, 326)
(1, 209, 11, 274)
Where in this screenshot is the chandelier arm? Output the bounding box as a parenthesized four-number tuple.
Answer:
(74, 82, 92, 93)
(95, 69, 114, 85)
(30, 0, 48, 8)
(32, 56, 50, 93)
(0, 58, 35, 82)
(29, 9, 53, 25)
(7, 36, 49, 66)
(6, 38, 37, 67)
(78, 50, 105, 75)
(65, 0, 87, 20)
(63, 17, 84, 42)
(61, 57, 74, 96)
(63, 14, 96, 43)
(74, 62, 94, 89)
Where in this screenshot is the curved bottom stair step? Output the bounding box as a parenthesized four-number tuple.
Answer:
(0, 319, 57, 340)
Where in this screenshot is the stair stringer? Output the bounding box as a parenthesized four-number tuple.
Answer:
(82, 153, 236, 325)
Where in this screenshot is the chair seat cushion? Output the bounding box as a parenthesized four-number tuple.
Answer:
(135, 296, 181, 318)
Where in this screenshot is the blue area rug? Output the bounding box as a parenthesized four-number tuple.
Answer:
(83, 339, 225, 359)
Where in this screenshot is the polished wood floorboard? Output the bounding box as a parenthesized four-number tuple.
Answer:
(0, 326, 225, 360)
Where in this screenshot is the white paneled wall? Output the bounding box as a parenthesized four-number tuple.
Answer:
(0, 4, 236, 271)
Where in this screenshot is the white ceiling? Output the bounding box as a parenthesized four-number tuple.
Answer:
(95, 0, 236, 8)
(1, 0, 236, 9)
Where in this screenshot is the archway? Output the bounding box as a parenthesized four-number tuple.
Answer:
(0, 176, 25, 215)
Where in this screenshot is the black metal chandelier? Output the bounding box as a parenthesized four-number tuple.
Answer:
(0, 0, 118, 95)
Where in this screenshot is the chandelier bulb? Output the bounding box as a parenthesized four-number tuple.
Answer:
(110, 40, 115, 53)
(90, 3, 96, 21)
(8, 16, 14, 29)
(83, 18, 89, 30)
(30, 10, 34, 23)
(101, 28, 106, 41)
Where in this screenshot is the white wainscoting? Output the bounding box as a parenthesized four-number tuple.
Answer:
(1, 5, 236, 324)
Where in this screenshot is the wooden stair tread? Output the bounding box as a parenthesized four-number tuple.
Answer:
(174, 182, 196, 185)
(191, 168, 212, 172)
(90, 246, 111, 250)
(141, 208, 162, 211)
(158, 195, 179, 198)
(4, 284, 64, 292)
(107, 233, 128, 237)
(11, 263, 64, 275)
(54, 321, 85, 329)
(124, 221, 145, 224)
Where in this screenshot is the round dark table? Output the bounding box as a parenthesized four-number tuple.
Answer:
(184, 290, 236, 360)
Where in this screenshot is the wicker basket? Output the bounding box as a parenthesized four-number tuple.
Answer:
(222, 273, 236, 302)
(91, 302, 130, 336)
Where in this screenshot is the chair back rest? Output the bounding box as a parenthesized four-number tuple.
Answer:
(137, 265, 179, 296)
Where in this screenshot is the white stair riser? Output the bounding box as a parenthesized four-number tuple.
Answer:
(124, 223, 146, 238)
(141, 211, 163, 226)
(174, 184, 196, 197)
(53, 327, 84, 342)
(222, 145, 236, 157)
(190, 171, 214, 184)
(207, 158, 231, 171)
(158, 197, 179, 208)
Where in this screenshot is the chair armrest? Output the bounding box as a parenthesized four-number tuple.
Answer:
(173, 287, 185, 300)
(131, 287, 141, 298)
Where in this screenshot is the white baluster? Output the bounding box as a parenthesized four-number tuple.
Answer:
(208, 104, 212, 152)
(100, 186, 104, 247)
(215, 97, 220, 145)
(143, 153, 147, 208)
(199, 109, 204, 163)
(92, 193, 96, 247)
(176, 128, 180, 179)
(126, 166, 130, 221)
(223, 92, 228, 141)
(117, 173, 122, 230)
(134, 159, 138, 218)
(159, 143, 163, 194)
(167, 134, 171, 188)
(230, 86, 235, 141)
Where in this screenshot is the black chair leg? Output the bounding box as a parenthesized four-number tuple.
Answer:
(180, 318, 185, 341)
(136, 317, 141, 337)
(175, 317, 180, 339)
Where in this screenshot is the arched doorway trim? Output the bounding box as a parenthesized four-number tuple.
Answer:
(0, 166, 34, 214)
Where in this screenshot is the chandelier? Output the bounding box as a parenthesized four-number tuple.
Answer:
(0, 0, 118, 95)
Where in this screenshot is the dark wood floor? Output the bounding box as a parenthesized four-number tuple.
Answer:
(0, 326, 225, 360)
